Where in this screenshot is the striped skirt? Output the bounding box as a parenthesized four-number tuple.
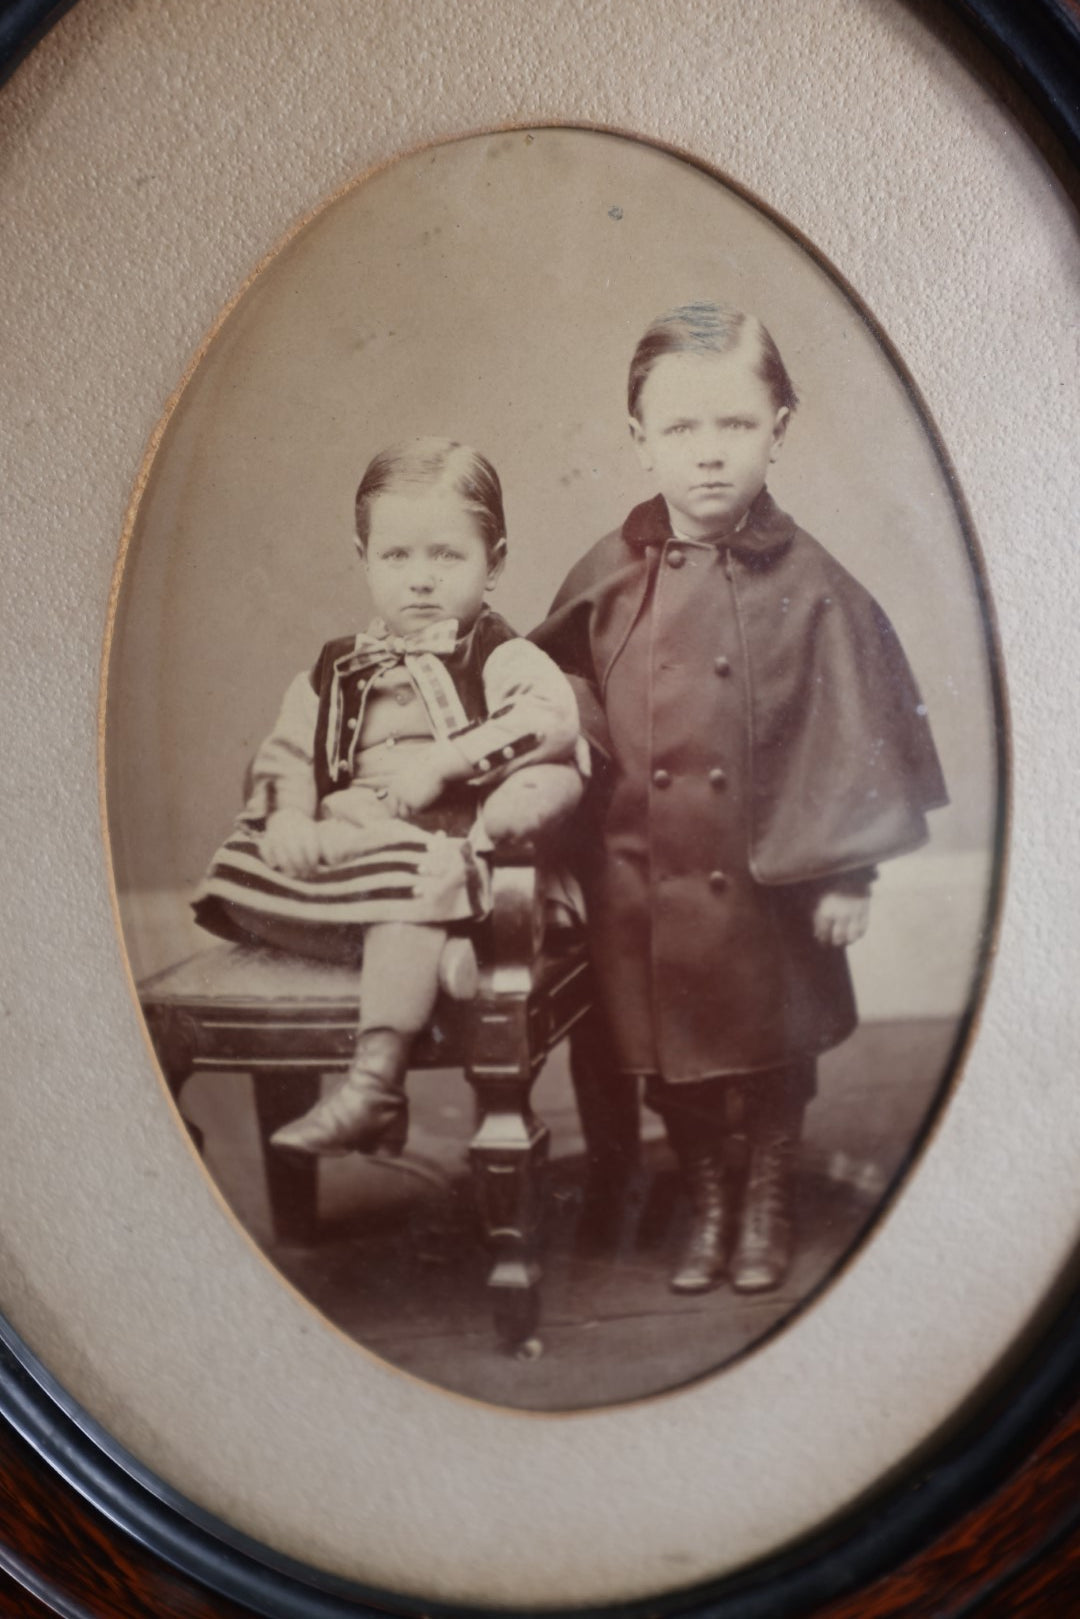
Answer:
(192, 818, 489, 963)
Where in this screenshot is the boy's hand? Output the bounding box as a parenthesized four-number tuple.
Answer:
(387, 741, 469, 817)
(262, 808, 322, 878)
(812, 888, 870, 948)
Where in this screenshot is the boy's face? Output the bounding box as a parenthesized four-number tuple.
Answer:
(629, 344, 789, 540)
(361, 489, 504, 637)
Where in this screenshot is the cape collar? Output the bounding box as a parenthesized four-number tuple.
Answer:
(622, 488, 796, 567)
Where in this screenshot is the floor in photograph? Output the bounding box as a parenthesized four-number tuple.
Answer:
(181, 1017, 961, 1410)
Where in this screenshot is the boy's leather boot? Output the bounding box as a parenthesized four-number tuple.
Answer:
(665, 1106, 728, 1294)
(730, 1115, 799, 1294)
(270, 1028, 410, 1157)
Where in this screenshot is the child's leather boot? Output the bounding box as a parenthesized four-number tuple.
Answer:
(665, 1104, 728, 1294)
(270, 1028, 409, 1157)
(730, 1119, 798, 1293)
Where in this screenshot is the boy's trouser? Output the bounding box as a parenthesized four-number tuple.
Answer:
(568, 1019, 816, 1177)
(569, 1005, 643, 1189)
(643, 1062, 816, 1137)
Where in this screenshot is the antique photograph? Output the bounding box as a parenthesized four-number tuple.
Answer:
(105, 125, 1002, 1412)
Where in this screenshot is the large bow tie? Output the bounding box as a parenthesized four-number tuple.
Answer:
(350, 617, 461, 670)
(327, 617, 467, 773)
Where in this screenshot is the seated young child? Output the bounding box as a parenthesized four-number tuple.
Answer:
(533, 303, 948, 1296)
(194, 437, 583, 1158)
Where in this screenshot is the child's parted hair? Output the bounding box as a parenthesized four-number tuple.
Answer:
(354, 437, 506, 557)
(627, 302, 799, 420)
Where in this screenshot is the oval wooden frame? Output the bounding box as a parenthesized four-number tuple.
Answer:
(1, 2, 1078, 1615)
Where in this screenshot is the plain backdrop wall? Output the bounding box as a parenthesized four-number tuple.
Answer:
(104, 127, 999, 996)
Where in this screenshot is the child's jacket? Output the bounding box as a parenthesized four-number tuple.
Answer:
(532, 490, 948, 1082)
(194, 607, 580, 951)
(244, 607, 574, 820)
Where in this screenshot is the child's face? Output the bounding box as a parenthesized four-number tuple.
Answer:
(361, 489, 504, 637)
(629, 344, 789, 539)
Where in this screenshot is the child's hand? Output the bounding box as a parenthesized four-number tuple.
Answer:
(411, 833, 469, 912)
(387, 741, 468, 817)
(812, 888, 870, 948)
(321, 786, 394, 829)
(317, 818, 376, 869)
(262, 808, 322, 878)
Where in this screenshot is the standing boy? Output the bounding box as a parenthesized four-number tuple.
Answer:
(534, 303, 947, 1295)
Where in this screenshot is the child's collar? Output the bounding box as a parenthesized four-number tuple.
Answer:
(623, 487, 796, 564)
(669, 510, 750, 546)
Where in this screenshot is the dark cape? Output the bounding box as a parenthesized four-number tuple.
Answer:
(534, 491, 947, 886)
(531, 490, 948, 1082)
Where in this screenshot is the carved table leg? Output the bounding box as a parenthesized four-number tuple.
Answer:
(252, 1069, 322, 1246)
(467, 998, 549, 1355)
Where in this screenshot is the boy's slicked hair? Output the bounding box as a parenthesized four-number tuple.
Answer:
(355, 436, 506, 556)
(627, 302, 798, 419)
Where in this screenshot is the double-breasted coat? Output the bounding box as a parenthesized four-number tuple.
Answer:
(532, 490, 948, 1084)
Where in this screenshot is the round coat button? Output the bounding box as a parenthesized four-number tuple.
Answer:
(708, 767, 727, 788)
(708, 870, 728, 891)
(713, 655, 731, 676)
(667, 549, 686, 569)
(652, 768, 672, 789)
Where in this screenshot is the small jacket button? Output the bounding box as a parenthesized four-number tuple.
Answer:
(713, 655, 731, 676)
(708, 767, 727, 788)
(708, 870, 728, 892)
(667, 549, 686, 569)
(652, 768, 672, 789)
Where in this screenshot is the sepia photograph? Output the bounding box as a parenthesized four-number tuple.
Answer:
(8, 0, 1080, 1608)
(106, 126, 1002, 1412)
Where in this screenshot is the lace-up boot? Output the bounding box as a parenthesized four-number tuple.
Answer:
(666, 1111, 728, 1294)
(730, 1121, 797, 1293)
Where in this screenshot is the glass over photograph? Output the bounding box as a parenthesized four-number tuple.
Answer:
(105, 126, 1003, 1412)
